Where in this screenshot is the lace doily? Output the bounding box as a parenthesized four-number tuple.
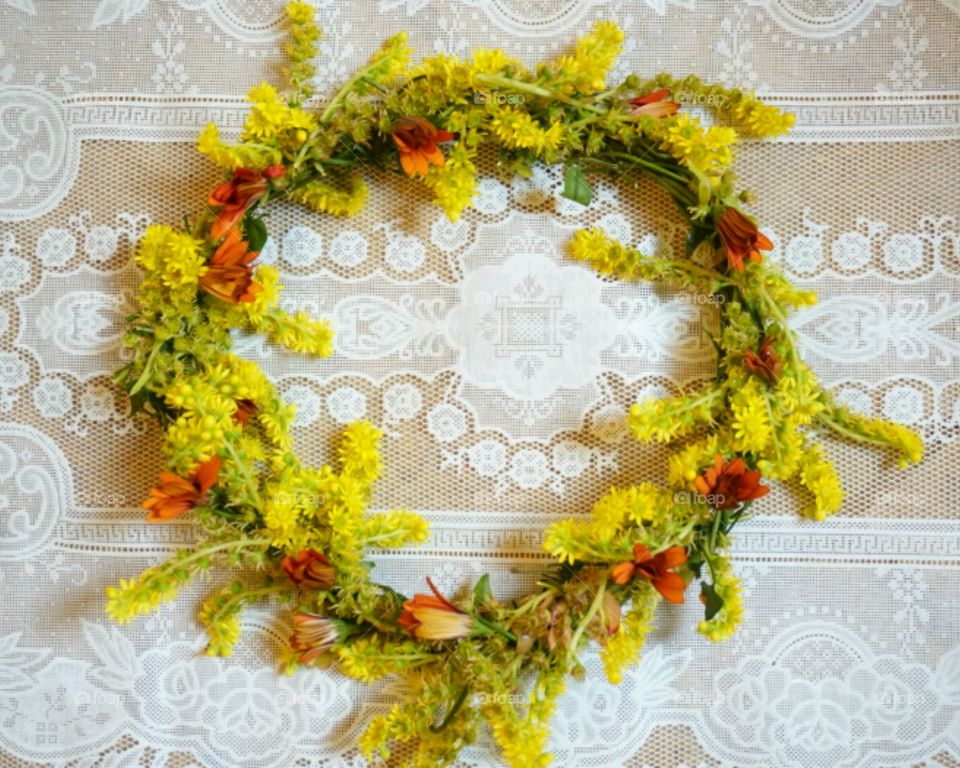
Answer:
(0, 1, 958, 766)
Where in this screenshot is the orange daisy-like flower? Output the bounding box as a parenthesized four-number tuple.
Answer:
(208, 165, 284, 240)
(397, 577, 474, 640)
(141, 455, 221, 522)
(392, 117, 455, 177)
(716, 207, 773, 273)
(289, 613, 344, 664)
(282, 549, 336, 591)
(199, 228, 262, 304)
(610, 544, 688, 604)
(629, 88, 681, 118)
(743, 336, 781, 383)
(694, 454, 770, 511)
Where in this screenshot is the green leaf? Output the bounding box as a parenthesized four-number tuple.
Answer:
(472, 574, 493, 605)
(700, 581, 724, 621)
(562, 163, 593, 206)
(244, 216, 269, 252)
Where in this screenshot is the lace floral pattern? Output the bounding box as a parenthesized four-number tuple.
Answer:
(1, 0, 959, 765)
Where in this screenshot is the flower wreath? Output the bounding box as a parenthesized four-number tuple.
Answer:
(107, 5, 924, 766)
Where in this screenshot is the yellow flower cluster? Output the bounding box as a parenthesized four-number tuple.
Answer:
(137, 225, 206, 291)
(601, 584, 658, 683)
(729, 378, 773, 454)
(544, 481, 687, 566)
(485, 701, 553, 768)
(469, 48, 528, 88)
(668, 434, 721, 489)
(357, 510, 430, 548)
(196, 122, 282, 171)
(640, 73, 795, 139)
(697, 553, 743, 642)
(248, 305, 335, 357)
(337, 637, 432, 684)
(489, 106, 565, 154)
(730, 97, 795, 138)
(655, 114, 737, 182)
(423, 140, 478, 221)
(242, 82, 317, 143)
(161, 358, 274, 472)
(544, 19, 623, 95)
(630, 387, 724, 443)
(288, 176, 368, 217)
(798, 444, 844, 520)
(198, 584, 244, 657)
(105, 572, 174, 623)
(284, 1, 320, 103)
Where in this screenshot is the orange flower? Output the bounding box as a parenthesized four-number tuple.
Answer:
(199, 228, 262, 304)
(397, 577, 474, 640)
(743, 336, 781, 383)
(629, 88, 681, 118)
(694, 454, 770, 511)
(392, 117, 455, 177)
(716, 207, 773, 273)
(282, 549, 335, 590)
(610, 544, 688, 604)
(208, 165, 284, 240)
(233, 398, 258, 426)
(141, 455, 221, 522)
(289, 613, 345, 664)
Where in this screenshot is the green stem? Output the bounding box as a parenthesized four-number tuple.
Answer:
(473, 73, 607, 114)
(430, 686, 469, 733)
(223, 441, 263, 508)
(509, 589, 553, 621)
(214, 584, 288, 620)
(567, 581, 606, 661)
(473, 615, 517, 643)
(600, 150, 691, 184)
(178, 537, 273, 569)
(815, 411, 896, 451)
(750, 281, 802, 369)
(128, 340, 163, 396)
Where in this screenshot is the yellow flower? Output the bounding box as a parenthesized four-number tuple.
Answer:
(655, 113, 736, 181)
(668, 434, 721, 489)
(697, 553, 743, 641)
(729, 378, 772, 454)
(489, 106, 565, 154)
(285, 0, 314, 24)
(548, 20, 623, 94)
(601, 583, 658, 683)
(731, 98, 795, 138)
(288, 175, 368, 216)
(136, 225, 207, 290)
(630, 387, 723, 444)
(798, 444, 843, 520)
(196, 122, 282, 170)
(242, 81, 317, 141)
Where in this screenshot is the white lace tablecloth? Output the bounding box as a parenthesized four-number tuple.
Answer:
(1, 1, 959, 766)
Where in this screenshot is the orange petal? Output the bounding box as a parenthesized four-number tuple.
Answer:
(195, 455, 221, 494)
(631, 543, 652, 563)
(422, 145, 445, 169)
(653, 572, 687, 604)
(412, 150, 429, 176)
(399, 152, 417, 177)
(610, 561, 635, 585)
(659, 546, 687, 569)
